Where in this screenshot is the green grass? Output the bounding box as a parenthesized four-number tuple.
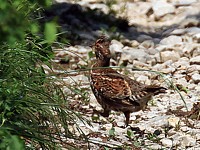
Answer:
(0, 38, 90, 149)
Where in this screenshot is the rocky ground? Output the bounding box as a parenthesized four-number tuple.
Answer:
(46, 0, 200, 149)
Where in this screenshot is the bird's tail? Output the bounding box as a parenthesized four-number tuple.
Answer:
(145, 85, 167, 95)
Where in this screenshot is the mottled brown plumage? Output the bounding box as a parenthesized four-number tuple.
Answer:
(90, 36, 166, 126)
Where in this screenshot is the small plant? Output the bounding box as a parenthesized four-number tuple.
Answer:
(126, 129, 142, 148)
(104, 0, 117, 15)
(109, 126, 115, 138)
(0, 0, 89, 149)
(146, 132, 161, 143)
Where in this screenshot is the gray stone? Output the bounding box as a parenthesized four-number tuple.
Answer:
(187, 27, 200, 35)
(193, 33, 200, 43)
(161, 67, 176, 74)
(110, 40, 124, 53)
(160, 51, 180, 62)
(188, 65, 200, 73)
(170, 28, 187, 35)
(121, 47, 150, 63)
(167, 117, 180, 127)
(192, 47, 200, 57)
(179, 135, 196, 147)
(152, 1, 175, 18)
(182, 43, 196, 54)
(160, 138, 173, 147)
(137, 34, 153, 42)
(148, 144, 162, 149)
(139, 40, 155, 49)
(173, 0, 197, 6)
(192, 73, 200, 84)
(190, 56, 200, 65)
(160, 35, 182, 46)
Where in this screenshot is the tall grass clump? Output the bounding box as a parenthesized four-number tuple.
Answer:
(0, 0, 86, 149)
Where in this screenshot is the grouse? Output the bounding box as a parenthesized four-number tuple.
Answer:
(90, 36, 166, 126)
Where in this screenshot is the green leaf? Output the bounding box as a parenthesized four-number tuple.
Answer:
(104, 147, 110, 150)
(88, 51, 95, 59)
(109, 127, 115, 136)
(44, 22, 57, 44)
(127, 129, 134, 138)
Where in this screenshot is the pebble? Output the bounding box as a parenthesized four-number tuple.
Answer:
(190, 56, 200, 65)
(191, 73, 200, 84)
(173, 0, 197, 6)
(179, 135, 196, 147)
(139, 40, 155, 49)
(167, 117, 180, 128)
(160, 138, 173, 147)
(152, 1, 175, 18)
(160, 35, 182, 46)
(193, 33, 200, 42)
(110, 40, 124, 53)
(160, 51, 180, 62)
(121, 47, 150, 63)
(137, 34, 153, 42)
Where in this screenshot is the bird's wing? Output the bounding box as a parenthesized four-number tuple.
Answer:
(91, 71, 139, 106)
(128, 80, 166, 106)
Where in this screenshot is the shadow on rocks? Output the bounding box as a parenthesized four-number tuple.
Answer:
(41, 2, 200, 45)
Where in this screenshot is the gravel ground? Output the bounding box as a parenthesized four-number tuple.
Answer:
(47, 0, 200, 149)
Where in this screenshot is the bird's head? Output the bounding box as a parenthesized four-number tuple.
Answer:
(92, 36, 111, 61)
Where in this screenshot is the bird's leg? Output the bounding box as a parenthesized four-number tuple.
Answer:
(93, 109, 110, 117)
(100, 109, 110, 117)
(124, 111, 130, 127)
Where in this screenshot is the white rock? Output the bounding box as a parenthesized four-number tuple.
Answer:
(173, 0, 197, 6)
(182, 43, 195, 54)
(114, 127, 126, 135)
(193, 33, 200, 42)
(167, 117, 180, 127)
(155, 45, 168, 52)
(186, 27, 200, 35)
(152, 1, 175, 18)
(103, 123, 112, 132)
(116, 121, 125, 127)
(179, 135, 196, 147)
(174, 57, 190, 67)
(188, 65, 200, 73)
(192, 48, 200, 57)
(145, 116, 169, 128)
(192, 73, 200, 84)
(89, 3, 109, 14)
(110, 40, 124, 53)
(148, 144, 162, 149)
(160, 51, 180, 62)
(130, 40, 140, 47)
(195, 85, 200, 92)
(190, 56, 200, 65)
(161, 67, 176, 74)
(170, 28, 187, 35)
(76, 46, 89, 53)
(121, 47, 150, 63)
(160, 35, 182, 46)
(139, 40, 155, 49)
(160, 138, 173, 147)
(136, 75, 150, 85)
(77, 60, 87, 66)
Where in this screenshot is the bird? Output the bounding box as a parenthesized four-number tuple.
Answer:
(90, 36, 166, 126)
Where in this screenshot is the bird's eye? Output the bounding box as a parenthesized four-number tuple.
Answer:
(95, 43, 103, 49)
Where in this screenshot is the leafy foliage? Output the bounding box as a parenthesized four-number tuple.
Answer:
(0, 0, 86, 149)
